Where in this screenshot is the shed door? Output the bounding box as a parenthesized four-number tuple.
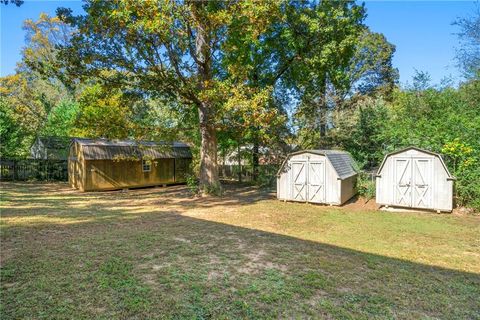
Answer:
(308, 161, 325, 203)
(291, 162, 307, 201)
(412, 158, 433, 209)
(393, 158, 412, 207)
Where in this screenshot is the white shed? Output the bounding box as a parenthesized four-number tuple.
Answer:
(276, 150, 358, 205)
(376, 147, 455, 212)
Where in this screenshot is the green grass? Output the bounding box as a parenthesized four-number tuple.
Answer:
(1, 182, 479, 319)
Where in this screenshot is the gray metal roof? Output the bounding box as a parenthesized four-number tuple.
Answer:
(73, 138, 192, 160)
(278, 149, 357, 180)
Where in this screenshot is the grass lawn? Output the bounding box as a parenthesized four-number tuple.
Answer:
(1, 182, 479, 319)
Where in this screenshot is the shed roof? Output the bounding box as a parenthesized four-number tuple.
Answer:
(73, 138, 192, 160)
(278, 150, 357, 180)
(376, 146, 455, 179)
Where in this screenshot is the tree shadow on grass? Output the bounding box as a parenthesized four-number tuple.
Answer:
(1, 181, 275, 220)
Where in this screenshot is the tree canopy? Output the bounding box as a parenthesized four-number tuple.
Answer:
(55, 0, 366, 190)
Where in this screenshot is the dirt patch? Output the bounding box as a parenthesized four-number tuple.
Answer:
(341, 196, 379, 211)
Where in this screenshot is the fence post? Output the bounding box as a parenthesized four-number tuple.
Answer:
(13, 160, 17, 181)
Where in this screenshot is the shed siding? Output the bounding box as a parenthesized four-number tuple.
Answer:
(83, 159, 179, 191)
(432, 157, 453, 211)
(376, 156, 393, 205)
(340, 175, 357, 205)
(277, 150, 357, 205)
(68, 140, 191, 192)
(325, 159, 340, 204)
(376, 148, 453, 212)
(277, 166, 289, 200)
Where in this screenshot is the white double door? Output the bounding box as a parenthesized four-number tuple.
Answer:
(291, 160, 325, 203)
(394, 157, 433, 209)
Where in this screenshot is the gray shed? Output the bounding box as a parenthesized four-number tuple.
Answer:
(376, 147, 455, 212)
(277, 150, 358, 205)
(30, 136, 71, 160)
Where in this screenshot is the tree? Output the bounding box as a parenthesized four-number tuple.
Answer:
(0, 13, 79, 157)
(345, 29, 399, 100)
(293, 26, 398, 149)
(20, 13, 77, 94)
(454, 8, 480, 79)
(0, 0, 23, 6)
(42, 100, 79, 137)
(56, 0, 366, 191)
(73, 83, 137, 139)
(0, 97, 30, 158)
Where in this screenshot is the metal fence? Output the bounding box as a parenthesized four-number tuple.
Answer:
(0, 159, 68, 181)
(219, 164, 279, 184)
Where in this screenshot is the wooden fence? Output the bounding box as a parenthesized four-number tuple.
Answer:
(0, 159, 68, 181)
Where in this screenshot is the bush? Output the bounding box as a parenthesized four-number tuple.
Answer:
(255, 164, 279, 188)
(455, 166, 480, 212)
(356, 172, 376, 201)
(185, 174, 199, 195)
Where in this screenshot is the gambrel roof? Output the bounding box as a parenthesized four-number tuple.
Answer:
(277, 150, 357, 180)
(376, 146, 455, 179)
(72, 138, 192, 160)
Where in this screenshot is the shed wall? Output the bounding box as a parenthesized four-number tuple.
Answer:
(376, 157, 393, 205)
(83, 158, 190, 191)
(324, 158, 340, 204)
(432, 156, 453, 211)
(68, 142, 85, 191)
(340, 175, 357, 205)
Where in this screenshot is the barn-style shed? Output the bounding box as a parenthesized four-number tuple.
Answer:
(277, 150, 358, 205)
(376, 147, 455, 212)
(68, 138, 192, 192)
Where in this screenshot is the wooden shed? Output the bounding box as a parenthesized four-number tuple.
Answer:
(376, 147, 455, 212)
(68, 138, 192, 191)
(277, 150, 358, 205)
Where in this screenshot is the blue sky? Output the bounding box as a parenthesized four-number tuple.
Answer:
(0, 1, 477, 85)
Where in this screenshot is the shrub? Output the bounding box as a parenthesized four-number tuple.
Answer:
(185, 174, 199, 195)
(455, 165, 480, 212)
(356, 172, 376, 201)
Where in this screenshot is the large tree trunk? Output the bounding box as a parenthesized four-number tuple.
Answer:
(198, 105, 219, 189)
(193, 3, 220, 190)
